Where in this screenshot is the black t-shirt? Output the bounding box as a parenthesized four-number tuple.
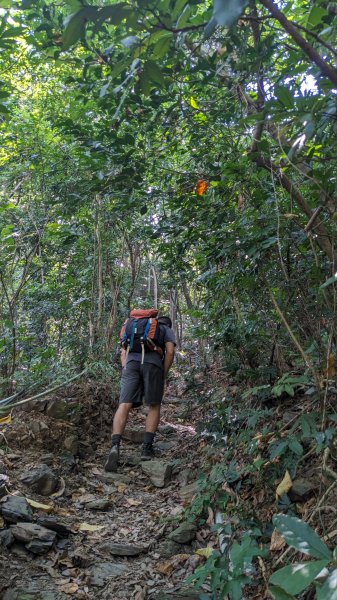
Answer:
(126, 325, 176, 369)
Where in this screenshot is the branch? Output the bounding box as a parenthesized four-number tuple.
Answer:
(259, 0, 337, 88)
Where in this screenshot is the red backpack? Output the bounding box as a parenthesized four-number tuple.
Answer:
(119, 309, 165, 362)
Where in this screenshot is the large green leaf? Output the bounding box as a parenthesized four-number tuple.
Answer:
(270, 560, 330, 595)
(213, 0, 247, 28)
(273, 515, 332, 559)
(62, 7, 96, 50)
(268, 586, 295, 600)
(317, 569, 337, 600)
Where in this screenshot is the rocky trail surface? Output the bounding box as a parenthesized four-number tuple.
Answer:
(0, 387, 207, 600)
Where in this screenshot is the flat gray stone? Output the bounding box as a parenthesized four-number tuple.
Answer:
(95, 472, 131, 485)
(100, 542, 148, 556)
(1, 496, 33, 524)
(85, 499, 112, 511)
(141, 460, 173, 488)
(158, 424, 176, 435)
(20, 464, 58, 496)
(37, 515, 73, 537)
(88, 562, 129, 587)
(168, 523, 197, 544)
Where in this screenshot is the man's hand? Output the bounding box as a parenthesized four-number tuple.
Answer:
(121, 348, 127, 369)
(163, 342, 175, 379)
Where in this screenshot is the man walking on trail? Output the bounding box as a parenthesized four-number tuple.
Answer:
(105, 310, 176, 472)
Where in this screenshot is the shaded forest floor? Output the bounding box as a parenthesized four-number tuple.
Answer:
(0, 380, 210, 600)
(1, 370, 337, 600)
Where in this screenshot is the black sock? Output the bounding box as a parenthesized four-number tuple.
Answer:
(111, 434, 122, 446)
(144, 432, 155, 445)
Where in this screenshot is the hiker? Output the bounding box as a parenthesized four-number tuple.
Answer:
(105, 309, 176, 471)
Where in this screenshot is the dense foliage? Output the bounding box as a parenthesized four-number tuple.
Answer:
(0, 0, 336, 596)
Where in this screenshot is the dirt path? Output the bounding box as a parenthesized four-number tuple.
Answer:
(0, 395, 204, 600)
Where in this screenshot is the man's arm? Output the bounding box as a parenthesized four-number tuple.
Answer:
(121, 348, 127, 368)
(163, 341, 175, 378)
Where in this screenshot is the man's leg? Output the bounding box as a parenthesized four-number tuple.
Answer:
(141, 364, 164, 459)
(145, 404, 161, 433)
(113, 402, 133, 435)
(105, 362, 142, 472)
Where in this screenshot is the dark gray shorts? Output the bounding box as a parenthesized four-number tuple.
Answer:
(119, 361, 164, 407)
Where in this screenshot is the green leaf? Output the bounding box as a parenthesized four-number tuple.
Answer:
(307, 6, 327, 27)
(275, 85, 294, 109)
(62, 8, 96, 50)
(288, 438, 303, 456)
(273, 515, 332, 560)
(0, 0, 13, 7)
(317, 569, 337, 600)
(268, 586, 295, 600)
(270, 560, 330, 595)
(97, 4, 130, 25)
(213, 0, 247, 28)
(320, 274, 337, 289)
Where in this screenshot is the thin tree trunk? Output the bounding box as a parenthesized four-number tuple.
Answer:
(95, 194, 104, 340)
(151, 265, 159, 309)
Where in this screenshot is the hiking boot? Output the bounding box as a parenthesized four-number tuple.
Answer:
(104, 444, 119, 472)
(141, 443, 155, 461)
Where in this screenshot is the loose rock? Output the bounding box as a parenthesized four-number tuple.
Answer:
(63, 435, 78, 455)
(0, 496, 33, 523)
(0, 528, 15, 547)
(88, 562, 129, 587)
(20, 464, 58, 496)
(289, 478, 317, 502)
(179, 482, 198, 502)
(168, 522, 197, 544)
(37, 515, 73, 536)
(123, 428, 144, 444)
(141, 460, 173, 488)
(157, 539, 182, 558)
(10, 522, 56, 554)
(85, 499, 112, 511)
(100, 542, 148, 556)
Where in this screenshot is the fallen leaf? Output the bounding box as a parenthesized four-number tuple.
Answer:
(78, 523, 105, 532)
(196, 547, 214, 558)
(126, 498, 142, 506)
(206, 506, 214, 526)
(276, 470, 292, 499)
(59, 583, 78, 594)
(0, 516, 4, 528)
(270, 529, 285, 552)
(172, 553, 190, 561)
(26, 498, 53, 513)
(117, 483, 126, 493)
(157, 561, 173, 575)
(0, 414, 11, 425)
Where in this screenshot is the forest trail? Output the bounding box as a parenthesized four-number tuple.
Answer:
(0, 389, 206, 600)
